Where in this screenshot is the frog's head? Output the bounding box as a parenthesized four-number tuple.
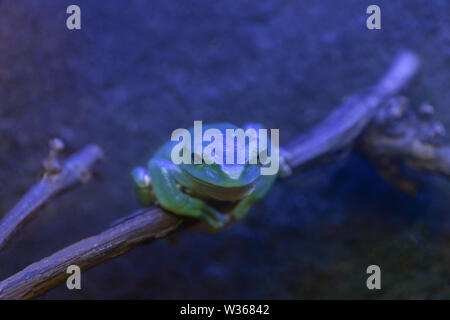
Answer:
(180, 122, 262, 189)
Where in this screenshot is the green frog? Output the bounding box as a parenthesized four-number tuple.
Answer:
(131, 122, 288, 229)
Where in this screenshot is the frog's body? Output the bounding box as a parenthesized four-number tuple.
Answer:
(131, 122, 278, 229)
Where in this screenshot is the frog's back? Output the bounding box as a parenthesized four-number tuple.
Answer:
(151, 122, 238, 161)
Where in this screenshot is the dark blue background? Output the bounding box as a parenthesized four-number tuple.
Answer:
(0, 0, 449, 298)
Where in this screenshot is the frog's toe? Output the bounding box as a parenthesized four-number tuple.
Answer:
(215, 214, 230, 228)
(131, 166, 152, 187)
(203, 206, 229, 229)
(131, 166, 155, 206)
(231, 200, 254, 221)
(208, 206, 230, 223)
(232, 208, 247, 221)
(202, 214, 224, 230)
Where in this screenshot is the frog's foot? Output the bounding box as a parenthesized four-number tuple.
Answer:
(232, 172, 277, 221)
(131, 166, 156, 206)
(148, 159, 229, 230)
(202, 205, 230, 230)
(169, 199, 229, 230)
(231, 198, 255, 221)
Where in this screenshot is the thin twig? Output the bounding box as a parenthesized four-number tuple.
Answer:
(0, 144, 104, 251)
(0, 51, 420, 299)
(284, 51, 420, 168)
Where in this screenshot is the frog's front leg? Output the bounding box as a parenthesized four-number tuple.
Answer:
(232, 174, 277, 220)
(148, 159, 229, 229)
(131, 166, 156, 206)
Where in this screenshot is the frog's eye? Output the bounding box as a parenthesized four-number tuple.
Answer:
(191, 152, 204, 164)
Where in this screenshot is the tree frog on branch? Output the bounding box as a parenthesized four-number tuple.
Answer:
(131, 122, 288, 229)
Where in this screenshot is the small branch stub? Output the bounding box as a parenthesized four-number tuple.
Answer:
(42, 138, 65, 175)
(0, 142, 104, 251)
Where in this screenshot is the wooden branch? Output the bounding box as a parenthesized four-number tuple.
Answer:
(0, 51, 421, 300)
(284, 51, 419, 169)
(0, 143, 104, 251)
(0, 208, 181, 299)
